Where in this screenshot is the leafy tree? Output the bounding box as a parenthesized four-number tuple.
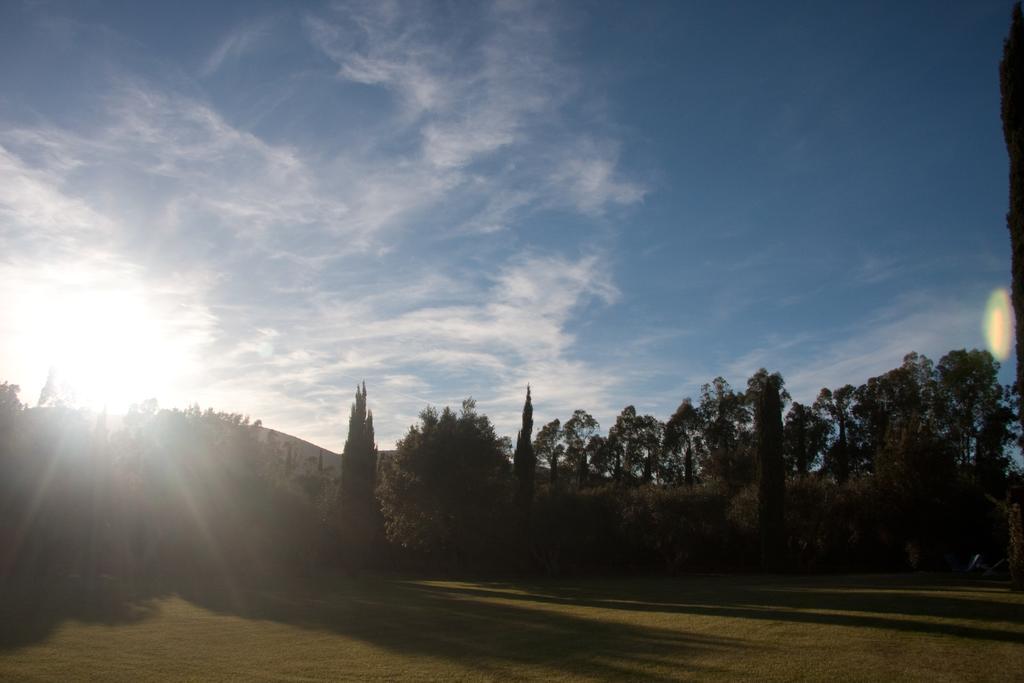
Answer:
(874, 416, 960, 569)
(533, 419, 563, 486)
(563, 410, 599, 488)
(783, 401, 827, 476)
(512, 386, 536, 510)
(633, 414, 665, 484)
(665, 398, 702, 486)
(377, 400, 511, 569)
(854, 353, 937, 471)
(0, 382, 23, 450)
(0, 382, 22, 414)
(936, 349, 1009, 468)
(814, 385, 857, 484)
(584, 435, 611, 481)
(697, 377, 750, 453)
(750, 369, 786, 571)
(697, 379, 753, 488)
(974, 395, 1017, 497)
(609, 406, 637, 482)
(608, 407, 663, 484)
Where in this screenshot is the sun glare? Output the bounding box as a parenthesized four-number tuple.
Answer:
(983, 288, 1013, 361)
(5, 265, 190, 412)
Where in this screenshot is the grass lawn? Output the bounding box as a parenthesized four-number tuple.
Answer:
(1, 572, 1022, 681)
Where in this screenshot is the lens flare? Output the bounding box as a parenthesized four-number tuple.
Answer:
(984, 288, 1013, 361)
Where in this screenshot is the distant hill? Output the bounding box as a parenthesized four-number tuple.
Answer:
(256, 426, 342, 474)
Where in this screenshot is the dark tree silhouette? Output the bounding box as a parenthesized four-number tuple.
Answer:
(609, 406, 637, 483)
(665, 398, 701, 486)
(1004, 3, 1024, 591)
(936, 349, 1008, 469)
(583, 434, 611, 480)
(1003, 2, 1024, 438)
(376, 400, 511, 569)
(563, 410, 599, 488)
(814, 385, 856, 484)
(784, 402, 828, 476)
(784, 402, 810, 476)
(1010, 486, 1024, 591)
(696, 379, 753, 488)
(854, 353, 936, 473)
(534, 419, 563, 486)
(634, 414, 664, 484)
(512, 386, 535, 511)
(697, 378, 749, 453)
(750, 370, 786, 572)
(340, 382, 378, 565)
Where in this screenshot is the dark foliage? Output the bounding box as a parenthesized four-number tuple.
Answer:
(1003, 2, 1024, 591)
(0, 344, 1020, 580)
(1003, 3, 1024, 440)
(512, 386, 535, 512)
(751, 370, 786, 571)
(0, 401, 327, 579)
(376, 400, 513, 571)
(665, 398, 701, 486)
(533, 418, 563, 487)
(1011, 486, 1024, 590)
(339, 383, 380, 569)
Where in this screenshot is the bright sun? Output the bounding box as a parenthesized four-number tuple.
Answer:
(3, 264, 192, 412)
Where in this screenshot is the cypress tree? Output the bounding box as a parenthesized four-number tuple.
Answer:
(512, 386, 535, 511)
(754, 372, 786, 572)
(1001, 1, 1024, 592)
(1003, 3, 1024, 420)
(1009, 486, 1024, 591)
(340, 382, 378, 565)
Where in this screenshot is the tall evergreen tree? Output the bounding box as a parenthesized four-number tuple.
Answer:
(1003, 3, 1024, 591)
(1003, 3, 1024, 441)
(340, 382, 378, 565)
(512, 386, 535, 510)
(751, 369, 786, 572)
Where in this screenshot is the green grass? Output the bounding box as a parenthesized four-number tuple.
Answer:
(1, 573, 1022, 681)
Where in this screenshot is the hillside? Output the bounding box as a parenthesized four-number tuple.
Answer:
(256, 426, 342, 474)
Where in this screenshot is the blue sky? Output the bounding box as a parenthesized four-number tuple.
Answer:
(0, 0, 1017, 449)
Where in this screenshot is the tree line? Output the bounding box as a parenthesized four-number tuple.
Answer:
(1, 346, 1020, 581)
(377, 349, 1020, 576)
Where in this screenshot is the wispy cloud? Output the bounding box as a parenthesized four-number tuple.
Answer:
(201, 18, 273, 76)
(720, 291, 987, 406)
(550, 139, 647, 216)
(193, 252, 626, 446)
(0, 1, 648, 449)
(0, 144, 112, 256)
(305, 0, 644, 227)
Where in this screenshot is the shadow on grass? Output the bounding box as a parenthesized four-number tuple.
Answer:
(0, 576, 161, 650)
(430, 574, 1024, 645)
(2, 573, 1020, 676)
(0, 574, 746, 679)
